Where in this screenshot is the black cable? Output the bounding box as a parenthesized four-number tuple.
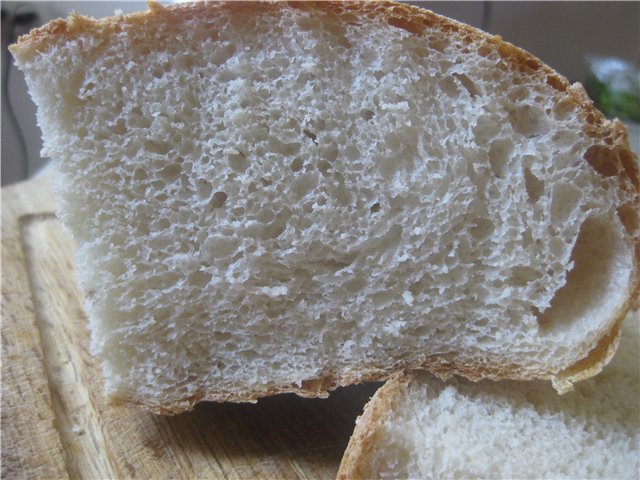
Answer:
(2, 8, 38, 181)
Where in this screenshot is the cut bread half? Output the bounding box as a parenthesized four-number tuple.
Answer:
(338, 311, 640, 480)
(10, 1, 640, 413)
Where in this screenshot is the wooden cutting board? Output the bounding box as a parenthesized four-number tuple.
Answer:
(1, 175, 380, 479)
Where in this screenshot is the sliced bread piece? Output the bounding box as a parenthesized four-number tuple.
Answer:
(10, 1, 640, 413)
(338, 311, 640, 480)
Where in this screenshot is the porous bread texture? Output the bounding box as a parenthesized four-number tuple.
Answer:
(337, 312, 640, 480)
(10, 1, 640, 413)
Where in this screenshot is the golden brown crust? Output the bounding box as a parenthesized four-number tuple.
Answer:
(336, 372, 411, 480)
(113, 324, 630, 414)
(552, 313, 623, 392)
(11, 1, 640, 414)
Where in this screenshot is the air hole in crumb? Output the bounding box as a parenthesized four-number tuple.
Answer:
(113, 119, 127, 135)
(583, 145, 619, 177)
(156, 218, 171, 230)
(159, 164, 181, 182)
(524, 167, 544, 203)
(261, 207, 291, 239)
(130, 115, 151, 129)
(180, 177, 192, 195)
(477, 44, 492, 57)
(144, 140, 171, 155)
(209, 191, 228, 209)
(290, 158, 304, 172)
(228, 151, 250, 172)
(344, 277, 366, 293)
(296, 16, 315, 31)
(257, 208, 275, 224)
(370, 202, 381, 213)
(179, 140, 195, 156)
(511, 266, 539, 286)
(429, 36, 449, 52)
(292, 172, 319, 199)
(317, 160, 331, 173)
(438, 76, 460, 98)
(325, 146, 339, 162)
(474, 114, 501, 143)
(332, 182, 352, 206)
(536, 216, 621, 331)
(197, 179, 213, 199)
(617, 203, 640, 235)
(507, 86, 529, 102)
(213, 330, 232, 342)
(303, 129, 318, 144)
(268, 136, 301, 156)
(470, 218, 495, 241)
(452, 72, 478, 97)
(149, 273, 180, 290)
(488, 139, 512, 179)
(522, 228, 534, 247)
(211, 43, 236, 66)
(106, 173, 122, 183)
(387, 16, 424, 35)
(550, 183, 581, 222)
(133, 168, 148, 181)
(374, 152, 401, 179)
(188, 271, 212, 288)
(177, 54, 198, 70)
(83, 81, 96, 93)
(553, 99, 574, 120)
(508, 105, 550, 138)
(360, 109, 374, 121)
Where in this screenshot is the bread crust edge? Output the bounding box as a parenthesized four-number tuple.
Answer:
(335, 371, 412, 480)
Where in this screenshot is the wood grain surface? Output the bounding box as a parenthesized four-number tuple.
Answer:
(1, 176, 380, 479)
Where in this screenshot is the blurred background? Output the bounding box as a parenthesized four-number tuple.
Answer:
(2, 1, 639, 186)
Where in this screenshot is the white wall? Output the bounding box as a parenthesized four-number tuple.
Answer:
(2, 1, 638, 185)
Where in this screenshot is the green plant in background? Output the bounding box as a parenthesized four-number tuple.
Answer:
(586, 57, 640, 123)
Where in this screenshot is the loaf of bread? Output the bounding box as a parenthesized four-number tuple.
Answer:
(338, 311, 640, 479)
(10, 1, 639, 413)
